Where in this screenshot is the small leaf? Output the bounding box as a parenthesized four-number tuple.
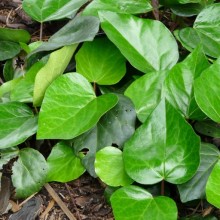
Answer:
(95, 146, 133, 186)
(0, 102, 38, 149)
(12, 148, 48, 198)
(178, 143, 220, 203)
(0, 41, 20, 61)
(37, 73, 118, 139)
(33, 44, 77, 106)
(0, 147, 19, 169)
(99, 11, 179, 73)
(76, 38, 126, 85)
(206, 160, 220, 208)
(3, 59, 14, 81)
(0, 78, 22, 98)
(194, 58, 220, 122)
(46, 142, 85, 182)
(125, 70, 168, 123)
(111, 185, 178, 220)
(123, 99, 200, 184)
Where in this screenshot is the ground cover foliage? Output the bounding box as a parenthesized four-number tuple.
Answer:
(0, 0, 220, 219)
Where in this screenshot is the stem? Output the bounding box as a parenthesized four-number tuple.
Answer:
(0, 77, 4, 85)
(93, 82, 97, 94)
(39, 22, 43, 41)
(161, 180, 165, 196)
(151, 0, 160, 20)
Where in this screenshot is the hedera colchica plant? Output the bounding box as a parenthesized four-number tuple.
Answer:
(0, 0, 220, 219)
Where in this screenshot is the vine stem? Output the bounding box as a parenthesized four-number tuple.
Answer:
(161, 180, 165, 196)
(93, 82, 97, 94)
(39, 22, 43, 41)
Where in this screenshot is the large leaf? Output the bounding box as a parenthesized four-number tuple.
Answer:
(31, 15, 100, 53)
(111, 185, 178, 220)
(83, 0, 152, 16)
(12, 148, 48, 198)
(165, 46, 209, 120)
(123, 99, 200, 184)
(99, 11, 179, 73)
(33, 44, 77, 106)
(206, 160, 220, 208)
(125, 70, 168, 123)
(0, 102, 38, 149)
(95, 146, 133, 186)
(194, 58, 220, 122)
(174, 3, 220, 58)
(73, 94, 136, 176)
(178, 143, 220, 203)
(22, 0, 87, 22)
(76, 38, 126, 85)
(0, 41, 20, 61)
(37, 73, 118, 139)
(46, 142, 85, 182)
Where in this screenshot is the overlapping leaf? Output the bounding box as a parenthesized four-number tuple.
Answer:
(0, 41, 20, 61)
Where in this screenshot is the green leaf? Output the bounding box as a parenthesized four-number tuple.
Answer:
(33, 44, 77, 106)
(206, 160, 220, 208)
(165, 46, 209, 120)
(3, 59, 14, 81)
(95, 146, 133, 186)
(123, 99, 200, 184)
(0, 102, 38, 149)
(99, 11, 179, 73)
(37, 73, 118, 139)
(11, 60, 46, 103)
(12, 148, 48, 198)
(31, 15, 99, 53)
(22, 0, 87, 22)
(171, 4, 204, 17)
(111, 185, 178, 220)
(0, 41, 20, 61)
(178, 143, 220, 203)
(0, 78, 22, 98)
(125, 70, 168, 123)
(0, 27, 30, 43)
(0, 147, 19, 169)
(46, 142, 85, 182)
(174, 3, 220, 58)
(73, 94, 136, 176)
(76, 38, 126, 85)
(83, 0, 152, 16)
(194, 58, 220, 122)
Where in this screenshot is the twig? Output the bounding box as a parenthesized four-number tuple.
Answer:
(44, 183, 77, 220)
(40, 199, 55, 219)
(19, 192, 37, 207)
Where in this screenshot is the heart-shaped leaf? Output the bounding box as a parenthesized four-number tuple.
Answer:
(33, 44, 78, 106)
(99, 11, 179, 73)
(83, 0, 152, 16)
(111, 185, 178, 220)
(95, 146, 133, 186)
(37, 73, 118, 139)
(76, 38, 126, 85)
(12, 148, 48, 198)
(206, 160, 220, 208)
(178, 143, 220, 203)
(0, 102, 38, 149)
(46, 142, 85, 182)
(0, 41, 20, 61)
(22, 0, 87, 22)
(123, 99, 200, 184)
(125, 70, 168, 123)
(194, 58, 220, 122)
(165, 45, 209, 120)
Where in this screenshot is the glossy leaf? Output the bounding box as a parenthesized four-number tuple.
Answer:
(125, 70, 168, 123)
(46, 142, 85, 182)
(0, 27, 30, 43)
(95, 146, 133, 186)
(206, 160, 220, 208)
(73, 95, 136, 176)
(0, 102, 38, 149)
(37, 73, 118, 139)
(33, 44, 77, 106)
(22, 0, 87, 22)
(165, 46, 209, 120)
(111, 185, 178, 220)
(76, 38, 126, 85)
(171, 4, 203, 17)
(123, 99, 200, 184)
(31, 15, 99, 53)
(0, 147, 19, 169)
(83, 0, 152, 16)
(194, 58, 220, 122)
(0, 41, 20, 61)
(12, 148, 48, 198)
(178, 143, 220, 203)
(99, 11, 179, 73)
(3, 59, 14, 81)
